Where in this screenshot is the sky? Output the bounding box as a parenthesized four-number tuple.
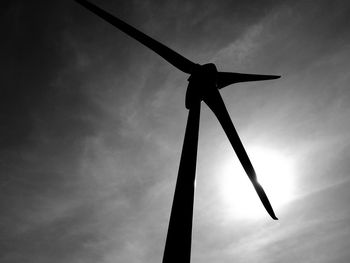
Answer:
(1, 0, 350, 262)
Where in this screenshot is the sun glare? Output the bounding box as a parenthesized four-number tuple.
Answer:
(217, 146, 295, 220)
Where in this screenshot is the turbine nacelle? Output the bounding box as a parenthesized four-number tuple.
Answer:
(186, 63, 218, 109)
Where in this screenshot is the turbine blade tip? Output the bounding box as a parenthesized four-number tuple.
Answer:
(268, 75, 281, 80)
(269, 211, 278, 220)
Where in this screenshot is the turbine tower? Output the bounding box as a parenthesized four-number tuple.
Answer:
(75, 1, 280, 262)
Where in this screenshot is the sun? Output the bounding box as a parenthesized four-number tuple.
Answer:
(216, 145, 295, 220)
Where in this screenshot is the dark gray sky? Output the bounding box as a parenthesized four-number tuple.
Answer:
(1, 0, 350, 262)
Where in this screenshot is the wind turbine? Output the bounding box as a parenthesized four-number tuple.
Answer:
(75, 1, 280, 262)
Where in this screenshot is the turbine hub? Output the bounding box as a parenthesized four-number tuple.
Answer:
(185, 63, 218, 109)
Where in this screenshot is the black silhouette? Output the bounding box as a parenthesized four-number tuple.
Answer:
(75, 1, 280, 262)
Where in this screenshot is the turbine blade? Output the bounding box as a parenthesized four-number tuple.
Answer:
(75, 0, 197, 74)
(203, 89, 278, 220)
(216, 72, 280, 89)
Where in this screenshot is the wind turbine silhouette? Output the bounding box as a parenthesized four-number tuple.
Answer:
(75, 0, 280, 262)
